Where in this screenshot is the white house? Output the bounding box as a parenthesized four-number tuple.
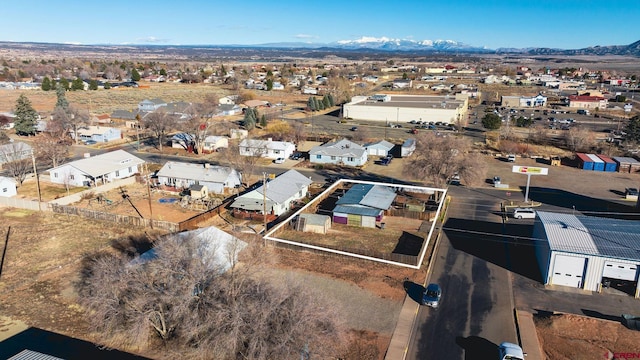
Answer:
(171, 133, 195, 150)
(203, 136, 229, 153)
(0, 141, 32, 168)
(309, 138, 368, 167)
(238, 138, 295, 159)
(48, 150, 145, 187)
(0, 176, 17, 197)
(71, 126, 122, 143)
(219, 95, 239, 105)
(138, 98, 167, 112)
(230, 169, 312, 216)
(156, 161, 241, 194)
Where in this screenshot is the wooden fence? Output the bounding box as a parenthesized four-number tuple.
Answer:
(385, 208, 435, 221)
(51, 204, 179, 232)
(178, 200, 233, 231)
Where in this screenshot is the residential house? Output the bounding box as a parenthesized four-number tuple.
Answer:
(0, 176, 17, 197)
(219, 95, 239, 105)
(111, 109, 140, 122)
(203, 136, 229, 153)
(239, 138, 295, 159)
(0, 141, 32, 168)
(309, 138, 368, 167)
(156, 161, 241, 194)
(71, 126, 122, 143)
(569, 95, 608, 110)
(393, 79, 412, 89)
(48, 150, 144, 187)
(91, 113, 112, 124)
(271, 82, 285, 90)
(364, 140, 395, 157)
(217, 104, 242, 116)
(363, 75, 379, 83)
(171, 133, 195, 150)
(230, 169, 312, 217)
(138, 98, 167, 112)
(332, 183, 396, 228)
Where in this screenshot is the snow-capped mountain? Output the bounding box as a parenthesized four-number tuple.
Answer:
(331, 36, 489, 52)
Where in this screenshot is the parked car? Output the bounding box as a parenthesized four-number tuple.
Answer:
(273, 157, 285, 164)
(83, 139, 97, 145)
(493, 176, 501, 185)
(422, 283, 442, 308)
(350, 126, 358, 131)
(513, 208, 536, 219)
(498, 342, 525, 360)
(289, 152, 302, 160)
(507, 154, 516, 162)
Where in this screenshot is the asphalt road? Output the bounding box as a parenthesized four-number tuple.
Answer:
(406, 186, 532, 360)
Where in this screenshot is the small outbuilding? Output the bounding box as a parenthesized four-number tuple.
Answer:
(295, 213, 331, 234)
(533, 211, 640, 298)
(0, 176, 17, 197)
(613, 157, 640, 173)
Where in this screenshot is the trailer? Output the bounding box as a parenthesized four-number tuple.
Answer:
(576, 153, 594, 170)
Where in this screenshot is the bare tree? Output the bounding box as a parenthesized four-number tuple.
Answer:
(0, 142, 33, 185)
(50, 106, 90, 145)
(33, 133, 69, 168)
(403, 132, 487, 188)
(564, 126, 595, 153)
(224, 143, 264, 186)
(181, 100, 218, 154)
(290, 120, 307, 146)
(77, 234, 346, 359)
(142, 109, 174, 152)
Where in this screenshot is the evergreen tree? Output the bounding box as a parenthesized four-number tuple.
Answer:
(104, 82, 111, 90)
(58, 78, 69, 91)
(159, 68, 167, 76)
(481, 113, 502, 130)
(322, 95, 331, 109)
(131, 68, 141, 81)
(307, 96, 316, 111)
(88, 79, 98, 90)
(266, 78, 273, 91)
(71, 78, 84, 91)
(55, 84, 69, 110)
(41, 77, 51, 91)
(260, 114, 267, 127)
(13, 94, 39, 136)
(243, 107, 257, 130)
(327, 93, 335, 107)
(313, 97, 321, 111)
(623, 115, 640, 144)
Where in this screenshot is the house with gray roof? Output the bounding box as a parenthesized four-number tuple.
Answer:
(533, 211, 640, 298)
(0, 141, 32, 168)
(333, 184, 396, 228)
(239, 138, 295, 159)
(156, 161, 241, 194)
(138, 98, 167, 112)
(47, 150, 144, 187)
(230, 169, 312, 216)
(309, 138, 368, 166)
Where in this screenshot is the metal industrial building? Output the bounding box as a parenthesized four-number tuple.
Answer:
(342, 94, 469, 125)
(533, 211, 640, 298)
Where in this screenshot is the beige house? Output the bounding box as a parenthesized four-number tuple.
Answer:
(568, 95, 608, 110)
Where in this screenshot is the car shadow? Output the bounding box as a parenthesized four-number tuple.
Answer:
(455, 336, 499, 360)
(609, 189, 625, 196)
(403, 280, 425, 304)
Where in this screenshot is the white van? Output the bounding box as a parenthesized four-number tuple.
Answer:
(513, 208, 536, 219)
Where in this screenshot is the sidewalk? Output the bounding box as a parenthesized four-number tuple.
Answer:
(516, 310, 545, 360)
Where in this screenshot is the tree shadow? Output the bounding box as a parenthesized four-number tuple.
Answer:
(393, 231, 424, 256)
(403, 280, 425, 304)
(0, 327, 150, 360)
(455, 336, 499, 360)
(110, 234, 155, 258)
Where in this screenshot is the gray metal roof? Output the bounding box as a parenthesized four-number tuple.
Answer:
(537, 211, 640, 261)
(157, 161, 238, 184)
(364, 140, 395, 151)
(257, 169, 312, 203)
(309, 138, 366, 158)
(333, 204, 383, 217)
(8, 350, 64, 360)
(612, 156, 640, 164)
(336, 184, 396, 210)
(48, 150, 145, 178)
(299, 213, 330, 226)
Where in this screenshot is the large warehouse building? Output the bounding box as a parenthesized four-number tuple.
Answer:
(342, 94, 469, 125)
(533, 211, 640, 298)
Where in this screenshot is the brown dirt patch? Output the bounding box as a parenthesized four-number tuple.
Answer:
(535, 313, 640, 359)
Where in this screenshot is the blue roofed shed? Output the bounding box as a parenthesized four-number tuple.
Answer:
(333, 184, 396, 227)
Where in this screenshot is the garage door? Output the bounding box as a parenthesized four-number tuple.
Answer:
(603, 261, 638, 281)
(551, 255, 586, 288)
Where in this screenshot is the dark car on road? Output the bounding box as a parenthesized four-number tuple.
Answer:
(422, 283, 442, 308)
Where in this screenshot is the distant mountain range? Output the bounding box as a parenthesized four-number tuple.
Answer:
(259, 36, 640, 57)
(1, 37, 639, 59)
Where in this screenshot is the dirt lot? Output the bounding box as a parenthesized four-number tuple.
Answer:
(535, 313, 640, 359)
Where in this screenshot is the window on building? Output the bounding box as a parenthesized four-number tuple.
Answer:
(116, 171, 120, 177)
(348, 157, 355, 162)
(128, 167, 132, 173)
(331, 156, 336, 160)
(316, 155, 321, 159)
(70, 175, 75, 180)
(54, 173, 58, 178)
(2, 188, 7, 193)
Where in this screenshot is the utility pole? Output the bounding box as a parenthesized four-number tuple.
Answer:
(145, 163, 153, 228)
(0, 227, 10, 281)
(263, 172, 267, 235)
(31, 151, 42, 211)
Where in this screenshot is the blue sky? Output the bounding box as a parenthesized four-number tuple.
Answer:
(1, 0, 638, 49)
